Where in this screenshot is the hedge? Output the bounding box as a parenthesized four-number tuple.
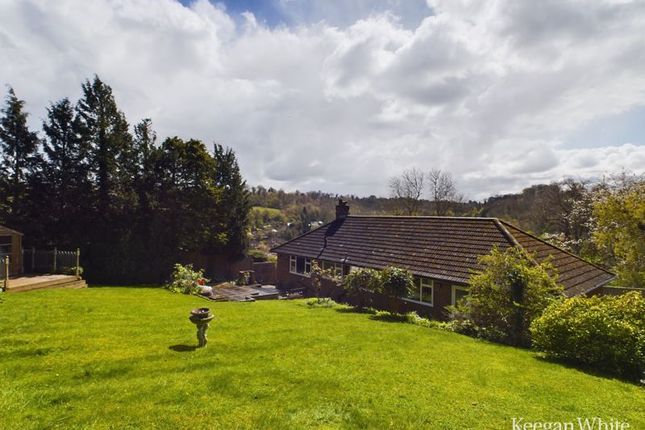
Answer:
(530, 291, 645, 378)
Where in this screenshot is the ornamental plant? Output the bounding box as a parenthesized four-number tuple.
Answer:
(342, 267, 381, 309)
(379, 266, 414, 298)
(165, 263, 209, 295)
(530, 291, 645, 379)
(309, 260, 338, 301)
(450, 246, 563, 346)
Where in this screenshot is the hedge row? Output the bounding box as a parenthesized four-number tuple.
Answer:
(530, 291, 645, 378)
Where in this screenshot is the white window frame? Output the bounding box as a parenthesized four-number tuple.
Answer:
(451, 285, 469, 306)
(289, 255, 312, 277)
(404, 277, 434, 307)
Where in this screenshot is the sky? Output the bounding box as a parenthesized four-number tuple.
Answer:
(0, 0, 644, 200)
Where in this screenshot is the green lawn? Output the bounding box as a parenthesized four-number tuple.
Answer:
(0, 288, 642, 429)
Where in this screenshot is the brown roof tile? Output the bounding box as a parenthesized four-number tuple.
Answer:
(272, 216, 614, 296)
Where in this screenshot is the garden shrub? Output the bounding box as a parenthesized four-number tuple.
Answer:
(530, 291, 645, 378)
(305, 297, 337, 308)
(450, 246, 563, 346)
(379, 266, 414, 298)
(165, 263, 208, 295)
(342, 267, 381, 308)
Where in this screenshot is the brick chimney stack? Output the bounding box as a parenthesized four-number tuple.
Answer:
(336, 199, 349, 220)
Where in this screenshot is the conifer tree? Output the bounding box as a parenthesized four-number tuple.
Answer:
(211, 144, 250, 256)
(75, 75, 133, 219)
(42, 98, 91, 245)
(0, 87, 42, 231)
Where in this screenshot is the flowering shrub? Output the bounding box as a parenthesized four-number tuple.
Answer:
(530, 291, 645, 379)
(165, 263, 209, 295)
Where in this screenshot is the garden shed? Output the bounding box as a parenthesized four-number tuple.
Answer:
(0, 224, 23, 275)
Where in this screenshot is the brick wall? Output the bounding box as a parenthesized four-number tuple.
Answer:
(275, 252, 466, 321)
(252, 261, 276, 285)
(276, 253, 313, 291)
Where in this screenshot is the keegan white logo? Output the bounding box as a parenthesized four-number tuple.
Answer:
(511, 417, 631, 430)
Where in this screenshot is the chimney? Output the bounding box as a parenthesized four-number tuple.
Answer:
(336, 199, 349, 220)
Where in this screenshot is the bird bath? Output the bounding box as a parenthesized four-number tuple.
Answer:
(189, 307, 214, 347)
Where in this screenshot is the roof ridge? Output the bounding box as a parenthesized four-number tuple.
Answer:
(270, 219, 336, 253)
(499, 220, 614, 277)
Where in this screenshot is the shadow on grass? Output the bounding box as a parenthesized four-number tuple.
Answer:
(168, 344, 199, 352)
(334, 307, 376, 315)
(533, 355, 642, 385)
(369, 313, 408, 323)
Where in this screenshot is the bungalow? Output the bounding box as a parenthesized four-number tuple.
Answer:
(0, 224, 23, 276)
(271, 200, 614, 320)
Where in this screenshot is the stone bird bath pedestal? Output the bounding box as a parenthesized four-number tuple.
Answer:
(189, 308, 214, 347)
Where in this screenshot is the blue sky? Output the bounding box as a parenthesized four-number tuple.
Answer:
(0, 0, 643, 198)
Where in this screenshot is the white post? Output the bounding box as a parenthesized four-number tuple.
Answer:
(75, 248, 80, 278)
(53, 247, 57, 274)
(3, 255, 9, 291)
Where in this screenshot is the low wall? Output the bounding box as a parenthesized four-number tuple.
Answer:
(252, 261, 276, 285)
(183, 253, 253, 281)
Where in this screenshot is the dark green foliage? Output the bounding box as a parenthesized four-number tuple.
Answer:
(379, 266, 414, 298)
(41, 98, 91, 246)
(0, 87, 42, 234)
(0, 77, 250, 283)
(530, 292, 645, 379)
(450, 246, 563, 346)
(210, 144, 250, 256)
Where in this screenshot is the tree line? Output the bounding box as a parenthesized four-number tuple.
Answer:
(0, 76, 250, 283)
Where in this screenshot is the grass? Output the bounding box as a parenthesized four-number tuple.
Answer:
(0, 287, 643, 429)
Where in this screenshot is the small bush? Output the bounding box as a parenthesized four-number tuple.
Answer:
(247, 249, 269, 262)
(530, 292, 645, 378)
(379, 266, 414, 298)
(236, 271, 251, 286)
(342, 267, 381, 308)
(305, 297, 337, 308)
(165, 264, 209, 295)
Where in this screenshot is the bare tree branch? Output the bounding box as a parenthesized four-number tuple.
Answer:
(427, 169, 460, 215)
(388, 168, 425, 215)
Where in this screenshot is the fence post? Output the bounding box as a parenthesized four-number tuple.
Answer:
(31, 247, 35, 273)
(3, 255, 9, 291)
(75, 248, 80, 278)
(53, 247, 57, 274)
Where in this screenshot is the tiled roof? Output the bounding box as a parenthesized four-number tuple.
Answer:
(271, 216, 614, 296)
(500, 222, 614, 296)
(0, 224, 22, 236)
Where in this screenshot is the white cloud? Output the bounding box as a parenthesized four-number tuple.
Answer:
(0, 0, 644, 200)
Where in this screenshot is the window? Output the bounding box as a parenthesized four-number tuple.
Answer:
(322, 260, 343, 277)
(451, 286, 469, 305)
(0, 236, 11, 255)
(289, 255, 312, 276)
(406, 276, 433, 306)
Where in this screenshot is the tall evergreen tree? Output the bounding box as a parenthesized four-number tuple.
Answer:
(0, 87, 42, 232)
(75, 75, 134, 220)
(211, 144, 250, 256)
(41, 98, 91, 246)
(131, 119, 158, 235)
